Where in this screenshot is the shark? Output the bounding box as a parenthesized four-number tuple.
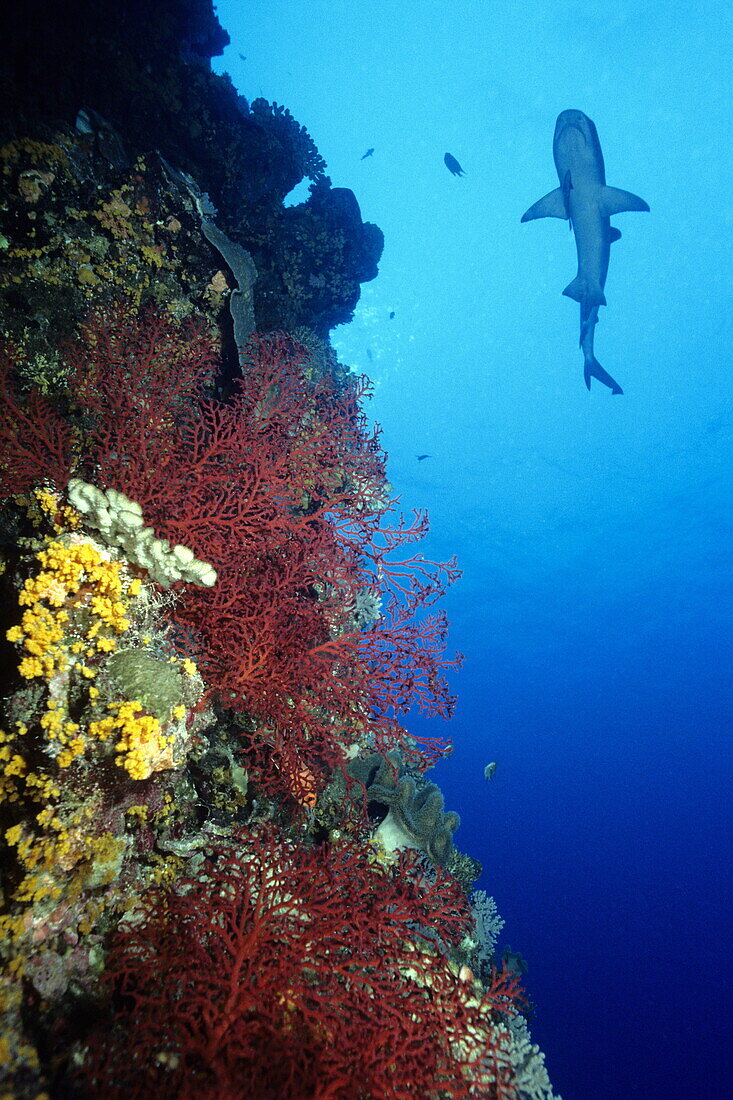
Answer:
(521, 109, 649, 394)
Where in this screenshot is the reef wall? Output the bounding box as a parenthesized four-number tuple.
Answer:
(0, 3, 560, 1096)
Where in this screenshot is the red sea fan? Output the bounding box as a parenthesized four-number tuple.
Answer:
(0, 346, 74, 496)
(82, 829, 524, 1100)
(1, 303, 461, 799)
(66, 299, 219, 508)
(67, 311, 459, 790)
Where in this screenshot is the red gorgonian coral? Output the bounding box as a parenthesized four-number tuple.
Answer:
(81, 828, 524, 1099)
(0, 302, 462, 801)
(0, 347, 75, 496)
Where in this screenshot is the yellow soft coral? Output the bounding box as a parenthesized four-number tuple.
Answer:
(89, 700, 173, 781)
(7, 539, 132, 685)
(3, 536, 144, 803)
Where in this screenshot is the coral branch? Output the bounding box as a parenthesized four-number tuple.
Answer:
(0, 349, 74, 495)
(83, 829, 523, 1099)
(1, 304, 461, 798)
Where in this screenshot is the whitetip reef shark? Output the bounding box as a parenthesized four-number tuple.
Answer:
(522, 109, 649, 395)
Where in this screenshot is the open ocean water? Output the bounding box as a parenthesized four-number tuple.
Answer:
(215, 3, 732, 1096)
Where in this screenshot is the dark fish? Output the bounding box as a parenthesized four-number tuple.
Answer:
(366, 348, 373, 361)
(444, 153, 465, 176)
(416, 454, 432, 462)
(389, 311, 395, 319)
(238, 53, 247, 61)
(361, 148, 375, 160)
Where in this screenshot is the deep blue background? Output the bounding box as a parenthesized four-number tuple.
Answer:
(214, 3, 732, 1095)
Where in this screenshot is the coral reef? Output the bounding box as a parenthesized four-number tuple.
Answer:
(0, 300, 478, 1094)
(81, 827, 524, 1100)
(0, 0, 383, 342)
(0, 497, 209, 1017)
(0, 2, 561, 1097)
(260, 179, 386, 335)
(347, 749, 461, 866)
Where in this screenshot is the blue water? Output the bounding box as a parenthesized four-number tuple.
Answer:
(214, 3, 733, 1095)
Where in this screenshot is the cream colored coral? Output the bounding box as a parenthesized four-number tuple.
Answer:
(67, 478, 216, 589)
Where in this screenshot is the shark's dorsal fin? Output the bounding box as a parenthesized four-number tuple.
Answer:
(599, 186, 650, 216)
(609, 226, 622, 243)
(520, 188, 568, 222)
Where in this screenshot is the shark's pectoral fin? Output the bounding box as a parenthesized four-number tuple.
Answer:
(609, 226, 622, 243)
(599, 186, 650, 217)
(521, 188, 567, 222)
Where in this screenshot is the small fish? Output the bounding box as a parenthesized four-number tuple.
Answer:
(444, 152, 465, 177)
(366, 348, 373, 361)
(238, 53, 247, 62)
(416, 454, 432, 462)
(361, 148, 375, 160)
(484, 762, 497, 782)
(389, 311, 395, 319)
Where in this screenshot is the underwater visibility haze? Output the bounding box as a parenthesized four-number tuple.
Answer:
(0, 0, 730, 1096)
(214, 2, 732, 1097)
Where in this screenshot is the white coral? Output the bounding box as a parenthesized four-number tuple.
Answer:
(470, 888, 505, 964)
(67, 478, 216, 589)
(506, 1016, 563, 1100)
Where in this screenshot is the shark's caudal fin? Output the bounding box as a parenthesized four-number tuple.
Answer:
(562, 275, 606, 308)
(584, 357, 623, 395)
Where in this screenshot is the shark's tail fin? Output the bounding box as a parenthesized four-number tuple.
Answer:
(563, 275, 606, 308)
(584, 356, 623, 395)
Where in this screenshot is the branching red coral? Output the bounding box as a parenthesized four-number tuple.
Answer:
(82, 829, 524, 1099)
(0, 347, 74, 496)
(67, 300, 219, 509)
(1, 303, 461, 802)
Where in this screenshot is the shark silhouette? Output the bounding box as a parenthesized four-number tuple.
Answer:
(522, 110, 649, 394)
